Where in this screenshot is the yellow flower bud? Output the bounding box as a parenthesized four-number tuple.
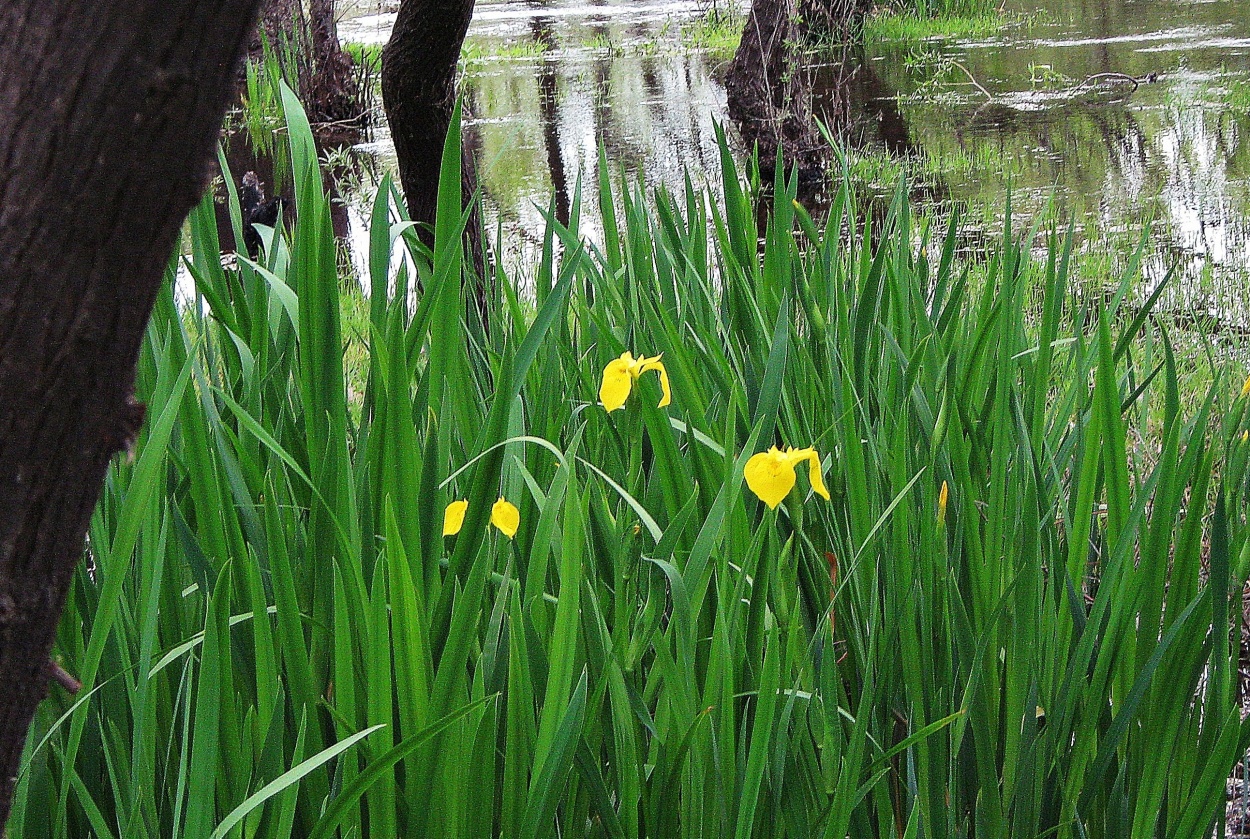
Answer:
(491, 497, 520, 539)
(443, 499, 468, 536)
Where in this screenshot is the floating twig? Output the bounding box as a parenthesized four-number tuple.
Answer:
(951, 60, 994, 102)
(1068, 71, 1142, 97)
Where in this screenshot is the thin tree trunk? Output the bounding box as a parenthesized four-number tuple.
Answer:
(0, 0, 262, 827)
(381, 0, 488, 285)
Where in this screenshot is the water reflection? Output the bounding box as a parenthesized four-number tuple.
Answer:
(531, 15, 571, 225)
(339, 0, 1250, 324)
(342, 0, 727, 273)
(861, 0, 1250, 322)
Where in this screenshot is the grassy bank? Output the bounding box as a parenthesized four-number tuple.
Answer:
(863, 0, 1011, 44)
(12, 86, 1250, 839)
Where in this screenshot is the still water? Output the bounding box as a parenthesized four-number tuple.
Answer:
(339, 0, 1250, 323)
(340, 0, 729, 276)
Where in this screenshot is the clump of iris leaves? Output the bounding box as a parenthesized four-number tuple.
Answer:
(12, 83, 1250, 839)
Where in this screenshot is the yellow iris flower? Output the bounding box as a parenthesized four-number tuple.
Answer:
(599, 351, 672, 412)
(490, 497, 520, 539)
(744, 446, 830, 510)
(442, 497, 520, 539)
(443, 499, 468, 536)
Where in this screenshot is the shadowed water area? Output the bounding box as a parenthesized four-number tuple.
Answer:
(338, 0, 1250, 325)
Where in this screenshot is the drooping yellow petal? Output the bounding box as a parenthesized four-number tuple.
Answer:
(600, 353, 635, 412)
(792, 448, 829, 500)
(938, 481, 949, 526)
(744, 447, 797, 510)
(640, 355, 672, 408)
(1241, 373, 1250, 398)
(443, 499, 468, 536)
(491, 497, 520, 539)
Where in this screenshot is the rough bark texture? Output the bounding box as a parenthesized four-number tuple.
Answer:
(727, 0, 824, 182)
(251, 0, 362, 129)
(726, 0, 871, 184)
(381, 0, 487, 283)
(0, 0, 263, 826)
(307, 0, 360, 126)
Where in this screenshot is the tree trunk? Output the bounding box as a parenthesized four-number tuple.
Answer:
(307, 0, 360, 126)
(381, 0, 488, 286)
(252, 0, 362, 128)
(726, 0, 871, 185)
(0, 0, 262, 827)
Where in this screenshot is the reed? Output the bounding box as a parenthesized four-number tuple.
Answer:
(11, 84, 1249, 839)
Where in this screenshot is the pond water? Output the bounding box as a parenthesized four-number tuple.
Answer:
(864, 0, 1250, 328)
(339, 0, 729, 277)
(337, 0, 1250, 325)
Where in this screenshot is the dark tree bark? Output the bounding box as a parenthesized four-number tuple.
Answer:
(252, 0, 362, 129)
(307, 0, 361, 126)
(726, 0, 871, 185)
(0, 0, 263, 827)
(726, 0, 826, 183)
(381, 0, 488, 284)
(255, 0, 300, 56)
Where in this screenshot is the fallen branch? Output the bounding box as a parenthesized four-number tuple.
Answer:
(951, 60, 994, 102)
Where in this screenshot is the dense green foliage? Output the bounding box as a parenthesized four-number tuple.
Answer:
(13, 86, 1250, 838)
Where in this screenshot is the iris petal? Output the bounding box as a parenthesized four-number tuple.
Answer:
(599, 355, 634, 412)
(799, 449, 830, 500)
(491, 497, 520, 539)
(601, 350, 673, 411)
(745, 445, 831, 510)
(745, 448, 796, 510)
(642, 357, 672, 408)
(443, 499, 468, 536)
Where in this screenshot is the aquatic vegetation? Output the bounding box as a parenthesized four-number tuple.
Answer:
(11, 85, 1250, 839)
(459, 36, 550, 68)
(864, 8, 1004, 42)
(582, 30, 623, 56)
(343, 41, 381, 75)
(232, 38, 296, 178)
(1028, 62, 1075, 90)
(681, 10, 744, 59)
(1228, 79, 1250, 113)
